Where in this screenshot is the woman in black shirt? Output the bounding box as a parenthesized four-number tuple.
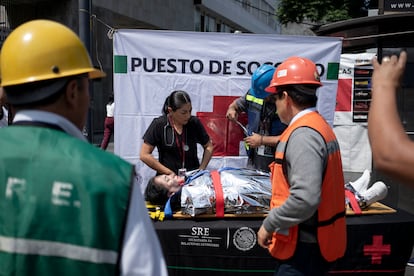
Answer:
(140, 90, 213, 176)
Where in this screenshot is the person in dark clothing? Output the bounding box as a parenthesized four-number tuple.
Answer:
(226, 64, 286, 172)
(140, 90, 214, 205)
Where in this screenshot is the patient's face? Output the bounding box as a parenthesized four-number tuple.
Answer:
(155, 174, 183, 196)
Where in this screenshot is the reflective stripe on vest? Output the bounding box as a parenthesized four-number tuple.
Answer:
(245, 92, 265, 137)
(268, 111, 346, 262)
(0, 235, 117, 264)
(246, 94, 264, 105)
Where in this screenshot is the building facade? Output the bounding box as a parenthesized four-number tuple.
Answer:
(0, 0, 281, 142)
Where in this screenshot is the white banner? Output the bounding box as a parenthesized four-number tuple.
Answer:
(113, 30, 342, 191)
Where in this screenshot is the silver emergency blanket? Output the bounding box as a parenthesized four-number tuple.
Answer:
(180, 168, 272, 216)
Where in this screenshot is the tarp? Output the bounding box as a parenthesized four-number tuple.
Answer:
(113, 30, 342, 191)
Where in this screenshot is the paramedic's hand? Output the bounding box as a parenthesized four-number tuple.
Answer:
(226, 106, 238, 122)
(257, 225, 272, 249)
(226, 107, 239, 121)
(244, 133, 262, 148)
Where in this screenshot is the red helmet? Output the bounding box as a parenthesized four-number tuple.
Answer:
(265, 57, 322, 93)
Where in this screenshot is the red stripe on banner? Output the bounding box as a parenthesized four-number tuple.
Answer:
(336, 78, 352, 112)
(345, 189, 362, 215)
(211, 170, 224, 217)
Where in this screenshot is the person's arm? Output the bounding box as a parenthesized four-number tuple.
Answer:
(121, 173, 168, 276)
(139, 142, 174, 175)
(226, 98, 240, 122)
(368, 51, 414, 184)
(244, 133, 280, 148)
(226, 95, 248, 122)
(261, 135, 280, 146)
(257, 224, 273, 249)
(259, 128, 325, 236)
(199, 139, 214, 170)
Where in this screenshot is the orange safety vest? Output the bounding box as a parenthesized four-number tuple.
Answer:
(268, 111, 346, 262)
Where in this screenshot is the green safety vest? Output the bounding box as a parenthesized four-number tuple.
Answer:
(0, 126, 133, 276)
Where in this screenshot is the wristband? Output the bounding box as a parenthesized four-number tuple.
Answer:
(260, 135, 264, 145)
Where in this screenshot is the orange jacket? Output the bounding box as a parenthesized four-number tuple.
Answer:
(268, 111, 346, 262)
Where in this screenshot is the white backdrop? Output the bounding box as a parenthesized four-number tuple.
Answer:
(113, 30, 342, 192)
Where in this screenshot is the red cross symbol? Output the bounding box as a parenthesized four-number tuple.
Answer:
(363, 235, 391, 264)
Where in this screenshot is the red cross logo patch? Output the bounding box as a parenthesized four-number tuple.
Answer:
(363, 235, 391, 264)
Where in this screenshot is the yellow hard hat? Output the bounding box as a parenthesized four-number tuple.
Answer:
(0, 19, 105, 88)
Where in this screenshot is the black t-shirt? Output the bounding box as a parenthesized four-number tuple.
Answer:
(143, 115, 210, 175)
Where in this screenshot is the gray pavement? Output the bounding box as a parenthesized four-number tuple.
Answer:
(407, 250, 414, 276)
(91, 132, 113, 152)
(407, 266, 414, 276)
(106, 142, 114, 153)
